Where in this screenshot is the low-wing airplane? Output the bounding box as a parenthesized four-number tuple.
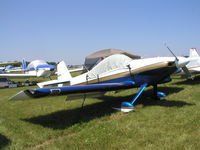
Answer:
(0, 62, 18, 72)
(176, 48, 200, 78)
(0, 59, 55, 78)
(10, 52, 190, 112)
(185, 48, 200, 73)
(0, 68, 5, 74)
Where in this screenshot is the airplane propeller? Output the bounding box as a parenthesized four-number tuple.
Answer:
(164, 44, 193, 79)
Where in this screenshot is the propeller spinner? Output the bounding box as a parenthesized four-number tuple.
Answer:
(165, 44, 192, 79)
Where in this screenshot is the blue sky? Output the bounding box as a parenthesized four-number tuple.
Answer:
(0, 0, 200, 64)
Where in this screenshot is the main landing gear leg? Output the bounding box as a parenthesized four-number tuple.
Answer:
(114, 83, 148, 112)
(153, 84, 158, 100)
(153, 84, 166, 100)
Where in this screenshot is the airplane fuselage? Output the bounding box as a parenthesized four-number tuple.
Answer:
(70, 57, 179, 87)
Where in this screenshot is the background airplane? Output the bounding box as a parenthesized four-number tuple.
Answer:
(0, 59, 55, 78)
(10, 53, 190, 112)
(186, 48, 200, 73)
(0, 68, 5, 74)
(0, 61, 21, 72)
(177, 48, 200, 78)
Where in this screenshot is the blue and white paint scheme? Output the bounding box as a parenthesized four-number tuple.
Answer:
(0, 59, 55, 78)
(10, 54, 190, 112)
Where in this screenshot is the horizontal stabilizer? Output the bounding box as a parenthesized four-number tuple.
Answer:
(37, 80, 70, 88)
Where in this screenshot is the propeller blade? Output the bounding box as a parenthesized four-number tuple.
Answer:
(164, 43, 179, 61)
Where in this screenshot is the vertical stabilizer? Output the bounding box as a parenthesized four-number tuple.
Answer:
(57, 61, 72, 81)
(189, 48, 199, 57)
(22, 59, 27, 70)
(37, 61, 72, 88)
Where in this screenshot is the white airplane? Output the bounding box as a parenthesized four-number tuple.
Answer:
(186, 48, 200, 73)
(0, 68, 5, 74)
(0, 60, 55, 78)
(10, 53, 190, 112)
(177, 48, 200, 78)
(0, 62, 20, 73)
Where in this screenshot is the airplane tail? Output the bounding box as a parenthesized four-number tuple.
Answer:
(57, 61, 72, 81)
(37, 61, 72, 88)
(22, 59, 27, 70)
(189, 48, 199, 57)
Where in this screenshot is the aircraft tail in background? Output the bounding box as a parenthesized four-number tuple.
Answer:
(189, 48, 199, 57)
(22, 59, 27, 70)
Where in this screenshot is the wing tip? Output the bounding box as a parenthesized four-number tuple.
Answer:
(8, 90, 31, 101)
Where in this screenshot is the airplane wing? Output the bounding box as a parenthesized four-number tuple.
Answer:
(5, 68, 24, 72)
(9, 81, 135, 100)
(0, 73, 37, 78)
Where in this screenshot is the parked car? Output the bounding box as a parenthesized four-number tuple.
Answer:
(0, 78, 11, 88)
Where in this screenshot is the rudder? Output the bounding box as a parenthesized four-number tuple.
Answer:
(57, 61, 72, 81)
(189, 48, 199, 57)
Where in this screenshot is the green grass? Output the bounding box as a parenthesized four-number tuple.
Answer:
(1, 75, 200, 150)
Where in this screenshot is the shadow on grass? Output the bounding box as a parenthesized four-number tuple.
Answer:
(144, 99, 194, 107)
(174, 75, 200, 85)
(22, 86, 192, 130)
(22, 98, 118, 130)
(0, 134, 11, 149)
(136, 86, 194, 107)
(103, 87, 193, 108)
(144, 86, 184, 96)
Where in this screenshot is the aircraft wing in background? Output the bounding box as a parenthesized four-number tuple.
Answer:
(69, 67, 83, 73)
(37, 79, 70, 88)
(0, 73, 37, 78)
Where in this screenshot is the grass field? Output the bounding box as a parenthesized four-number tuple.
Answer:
(1, 75, 200, 150)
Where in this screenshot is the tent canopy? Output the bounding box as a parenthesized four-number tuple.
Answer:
(84, 49, 140, 70)
(27, 60, 47, 69)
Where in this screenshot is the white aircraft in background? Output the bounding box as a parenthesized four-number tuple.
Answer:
(69, 66, 84, 73)
(0, 62, 20, 73)
(186, 48, 200, 73)
(0, 68, 5, 74)
(0, 60, 55, 78)
(177, 48, 200, 78)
